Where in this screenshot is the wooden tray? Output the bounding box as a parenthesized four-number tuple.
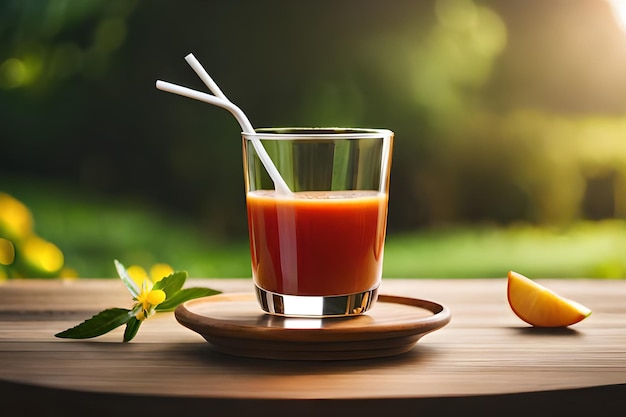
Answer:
(175, 293, 451, 360)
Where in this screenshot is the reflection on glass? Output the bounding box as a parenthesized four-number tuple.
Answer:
(283, 295, 324, 317)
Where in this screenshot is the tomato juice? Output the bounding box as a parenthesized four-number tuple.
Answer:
(246, 190, 388, 296)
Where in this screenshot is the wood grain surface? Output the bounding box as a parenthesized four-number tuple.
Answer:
(0, 278, 624, 416)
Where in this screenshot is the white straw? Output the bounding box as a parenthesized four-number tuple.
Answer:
(156, 80, 255, 133)
(155, 56, 292, 195)
(184, 54, 229, 101)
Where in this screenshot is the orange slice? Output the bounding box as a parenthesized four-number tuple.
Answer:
(507, 271, 592, 327)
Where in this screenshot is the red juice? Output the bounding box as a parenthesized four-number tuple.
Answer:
(246, 190, 388, 296)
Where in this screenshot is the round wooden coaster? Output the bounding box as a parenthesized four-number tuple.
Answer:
(175, 293, 451, 360)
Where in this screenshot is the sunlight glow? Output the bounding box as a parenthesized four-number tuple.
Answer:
(607, 0, 626, 33)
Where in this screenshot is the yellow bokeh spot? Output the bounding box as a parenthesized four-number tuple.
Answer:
(435, 0, 478, 31)
(60, 267, 79, 279)
(150, 263, 173, 283)
(127, 265, 148, 287)
(0, 238, 15, 265)
(0, 58, 27, 89)
(22, 236, 64, 274)
(467, 6, 508, 58)
(0, 193, 34, 240)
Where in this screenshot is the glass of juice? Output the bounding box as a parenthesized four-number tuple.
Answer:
(243, 127, 394, 317)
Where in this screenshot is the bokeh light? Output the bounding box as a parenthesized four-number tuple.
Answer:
(150, 263, 174, 283)
(3, 0, 626, 278)
(21, 236, 64, 277)
(0, 238, 15, 266)
(0, 192, 34, 241)
(0, 58, 27, 89)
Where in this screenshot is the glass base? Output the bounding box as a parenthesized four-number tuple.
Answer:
(254, 285, 379, 318)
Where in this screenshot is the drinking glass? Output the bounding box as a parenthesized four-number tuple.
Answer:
(243, 128, 393, 317)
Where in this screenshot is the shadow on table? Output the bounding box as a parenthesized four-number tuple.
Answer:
(509, 326, 582, 337)
(178, 339, 436, 374)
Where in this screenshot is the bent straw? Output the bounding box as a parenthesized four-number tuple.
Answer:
(156, 80, 255, 133)
(155, 61, 292, 195)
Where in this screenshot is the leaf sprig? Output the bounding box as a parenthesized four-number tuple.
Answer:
(55, 260, 220, 342)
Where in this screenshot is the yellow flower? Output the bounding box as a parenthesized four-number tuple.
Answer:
(133, 279, 166, 321)
(127, 262, 173, 321)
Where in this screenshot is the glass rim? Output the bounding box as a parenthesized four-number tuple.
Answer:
(242, 127, 393, 139)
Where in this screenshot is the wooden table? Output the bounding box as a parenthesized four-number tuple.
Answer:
(1, 278, 624, 416)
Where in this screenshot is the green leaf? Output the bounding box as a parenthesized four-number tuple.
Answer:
(153, 271, 187, 299)
(114, 259, 140, 298)
(156, 287, 221, 311)
(123, 317, 142, 342)
(55, 308, 132, 339)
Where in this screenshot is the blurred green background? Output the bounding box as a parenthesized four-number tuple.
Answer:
(3, 0, 626, 279)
